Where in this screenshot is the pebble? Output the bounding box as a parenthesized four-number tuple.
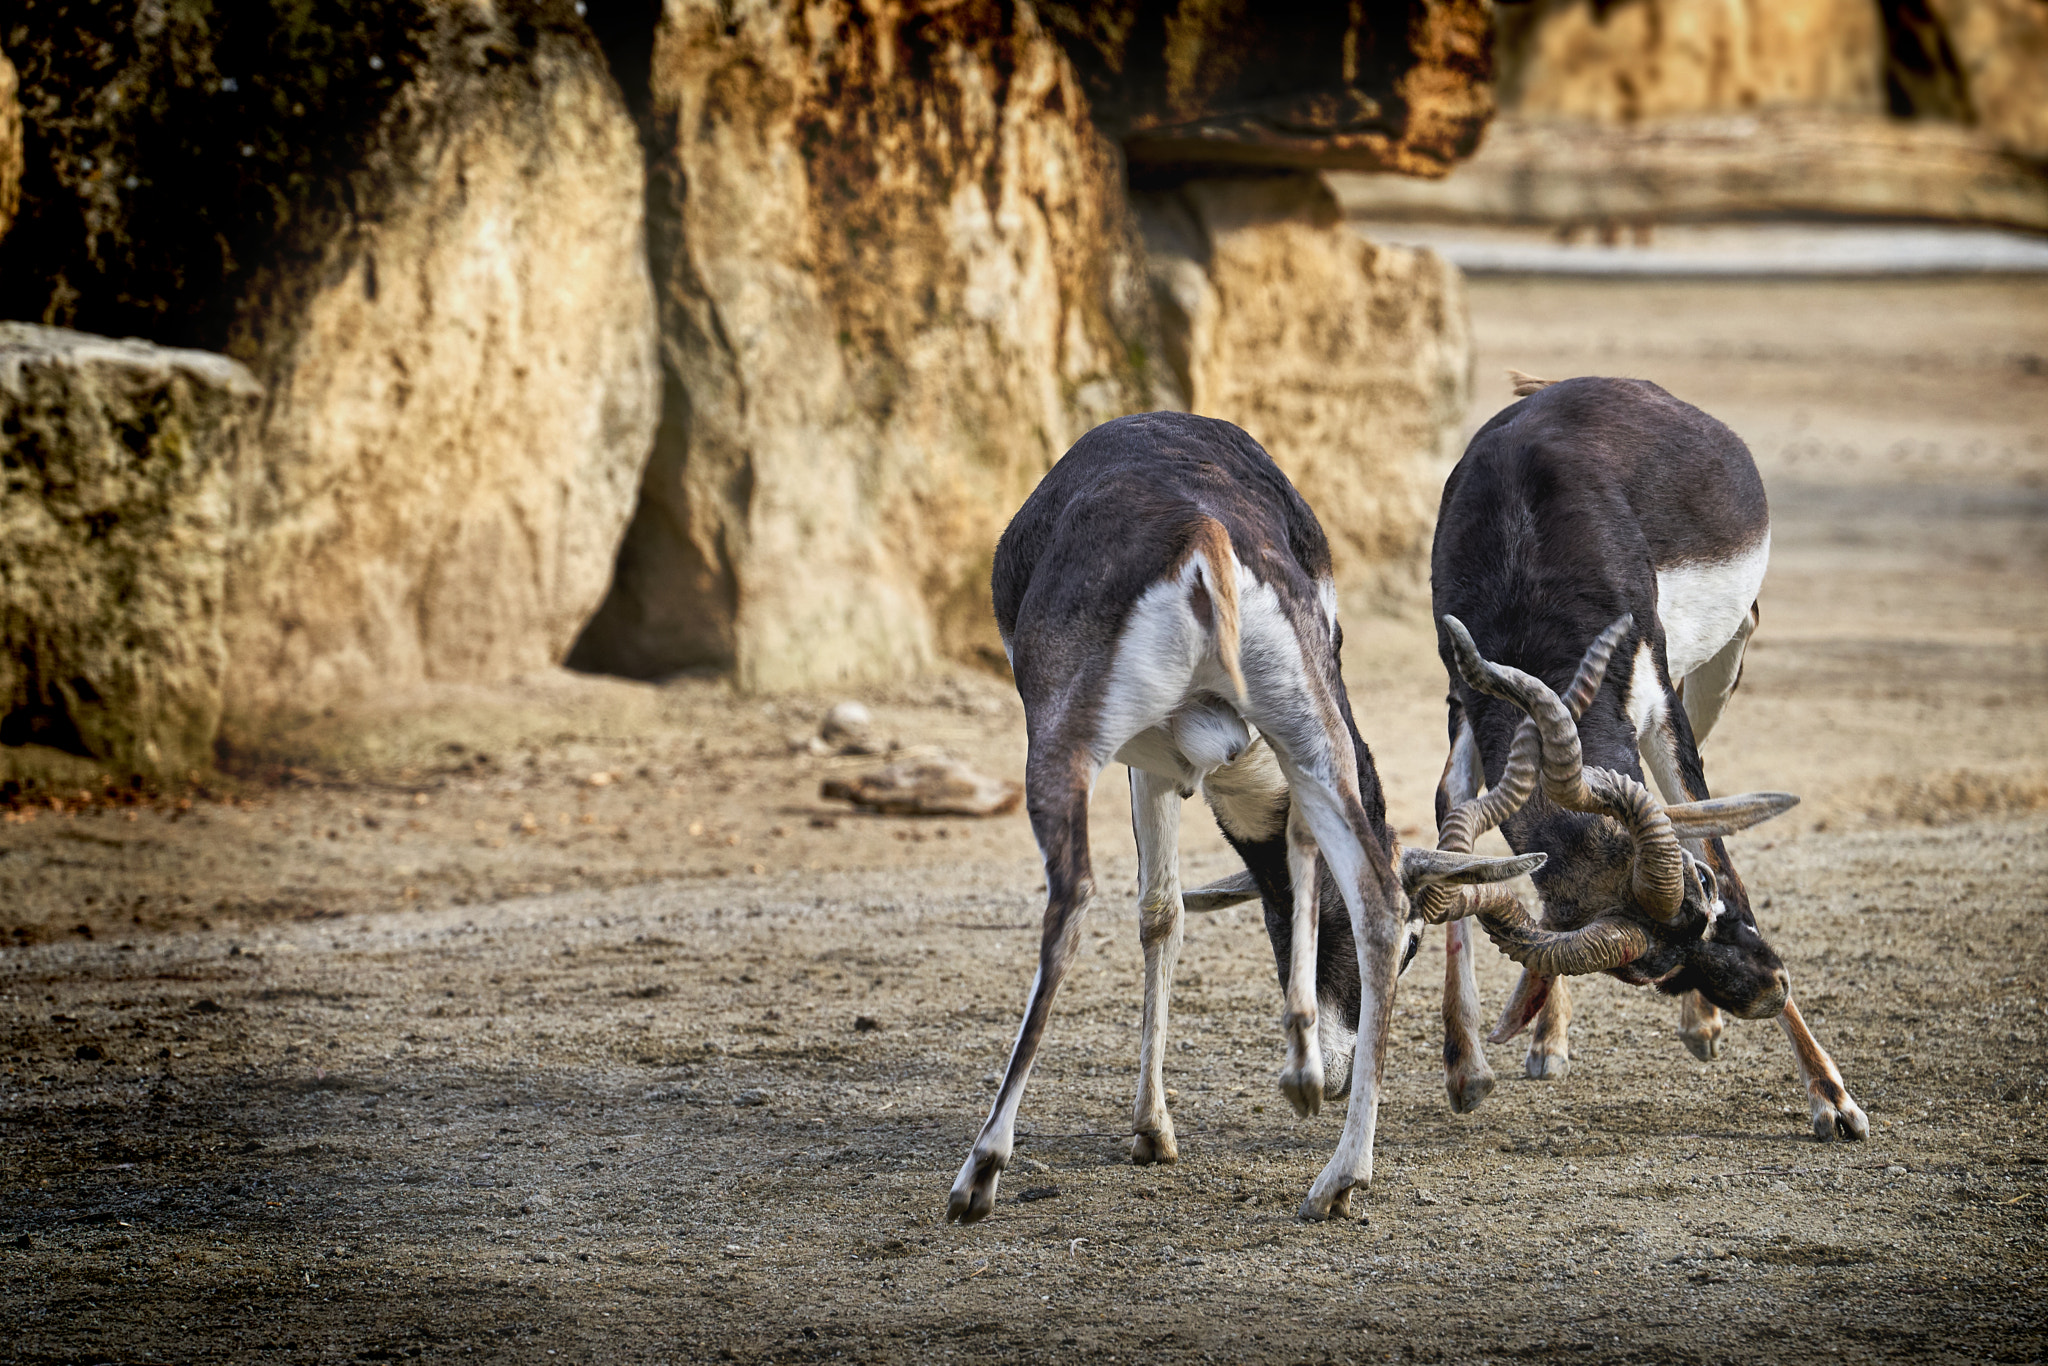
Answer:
(820, 701, 873, 744)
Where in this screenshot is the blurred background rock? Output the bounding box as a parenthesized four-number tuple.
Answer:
(1335, 0, 2048, 246)
(0, 0, 2042, 792)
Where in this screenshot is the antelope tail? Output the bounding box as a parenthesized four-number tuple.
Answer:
(1188, 517, 1247, 706)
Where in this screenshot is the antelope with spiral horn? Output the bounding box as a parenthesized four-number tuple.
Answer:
(1418, 373, 1865, 1142)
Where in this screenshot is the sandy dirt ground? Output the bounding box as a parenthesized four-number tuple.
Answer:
(3, 276, 2046, 1364)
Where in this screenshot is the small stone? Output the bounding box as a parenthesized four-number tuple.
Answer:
(1415, 1190, 1440, 1205)
(1019, 1158, 1050, 1174)
(1885, 1164, 1907, 1176)
(820, 701, 874, 746)
(587, 771, 614, 787)
(852, 1015, 881, 1032)
(733, 1089, 768, 1107)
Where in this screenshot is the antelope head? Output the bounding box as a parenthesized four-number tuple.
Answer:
(1416, 615, 1798, 1022)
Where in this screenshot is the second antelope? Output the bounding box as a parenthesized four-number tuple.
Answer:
(1418, 373, 1865, 1142)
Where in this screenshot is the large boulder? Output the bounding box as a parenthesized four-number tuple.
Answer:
(1137, 176, 1470, 578)
(0, 3, 658, 728)
(1929, 0, 2048, 159)
(568, 0, 1164, 691)
(0, 325, 260, 785)
(574, 0, 1497, 692)
(1495, 0, 1887, 122)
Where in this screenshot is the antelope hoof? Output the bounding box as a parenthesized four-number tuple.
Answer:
(1810, 1092, 1869, 1142)
(947, 1145, 1006, 1224)
(1279, 1062, 1325, 1118)
(1447, 1063, 1496, 1114)
(1680, 1022, 1724, 1062)
(1130, 1127, 1179, 1166)
(1297, 1181, 1355, 1222)
(1525, 1047, 1570, 1081)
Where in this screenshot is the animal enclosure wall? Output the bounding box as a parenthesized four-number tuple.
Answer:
(0, 2, 1492, 788)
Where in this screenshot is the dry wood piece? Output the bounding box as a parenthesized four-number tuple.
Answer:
(820, 757, 1020, 818)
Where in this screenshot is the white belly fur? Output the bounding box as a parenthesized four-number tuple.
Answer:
(1655, 531, 1769, 682)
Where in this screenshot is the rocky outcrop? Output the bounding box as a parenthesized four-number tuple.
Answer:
(1929, 0, 2048, 159)
(1496, 0, 1887, 122)
(0, 325, 261, 784)
(7, 1, 1492, 723)
(0, 45, 18, 245)
(1329, 110, 2048, 231)
(0, 3, 658, 729)
(574, 1, 1495, 692)
(1338, 0, 2048, 230)
(1040, 0, 1495, 177)
(569, 1, 1163, 691)
(1138, 177, 1470, 576)
(216, 40, 658, 719)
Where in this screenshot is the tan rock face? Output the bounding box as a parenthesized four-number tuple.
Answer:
(1930, 0, 2048, 159)
(571, 0, 1161, 691)
(219, 45, 658, 719)
(0, 5, 659, 730)
(0, 325, 261, 783)
(0, 45, 19, 244)
(1137, 176, 1471, 578)
(1497, 0, 1887, 122)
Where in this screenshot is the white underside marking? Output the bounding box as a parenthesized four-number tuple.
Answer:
(1625, 641, 1668, 746)
(1170, 698, 1252, 774)
(1656, 531, 1770, 681)
(1317, 1005, 1357, 1099)
(1629, 641, 1695, 804)
(1233, 579, 1338, 776)
(1098, 552, 1247, 770)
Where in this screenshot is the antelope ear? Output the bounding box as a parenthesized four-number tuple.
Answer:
(1399, 847, 1546, 898)
(1663, 792, 1799, 840)
(1682, 852, 1719, 914)
(1182, 868, 1260, 913)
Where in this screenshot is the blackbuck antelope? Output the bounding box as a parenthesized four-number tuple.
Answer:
(947, 411, 1537, 1225)
(1416, 373, 1866, 1142)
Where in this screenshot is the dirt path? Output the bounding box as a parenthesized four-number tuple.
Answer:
(4, 277, 2046, 1363)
